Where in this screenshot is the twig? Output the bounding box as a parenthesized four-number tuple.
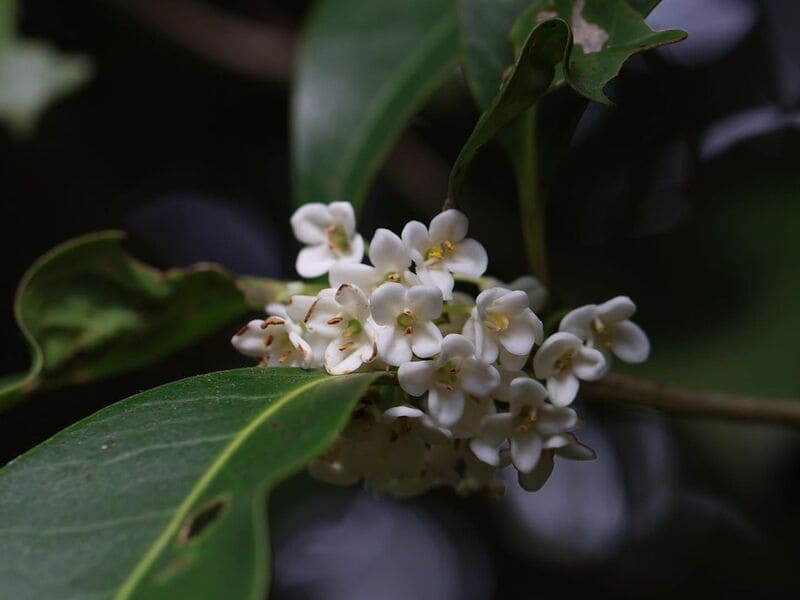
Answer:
(582, 372, 800, 427)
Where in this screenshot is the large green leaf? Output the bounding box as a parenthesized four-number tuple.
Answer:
(292, 0, 460, 211)
(447, 18, 570, 204)
(0, 231, 246, 409)
(510, 0, 686, 104)
(0, 367, 380, 598)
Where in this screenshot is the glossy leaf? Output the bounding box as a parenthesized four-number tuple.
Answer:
(510, 0, 686, 104)
(623, 0, 661, 16)
(0, 231, 246, 409)
(447, 18, 570, 203)
(0, 367, 381, 598)
(292, 0, 459, 211)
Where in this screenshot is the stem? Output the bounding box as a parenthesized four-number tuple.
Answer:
(508, 107, 549, 285)
(582, 372, 800, 427)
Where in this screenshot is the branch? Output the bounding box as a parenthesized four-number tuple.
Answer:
(582, 372, 800, 427)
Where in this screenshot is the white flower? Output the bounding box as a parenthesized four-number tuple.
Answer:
(532, 332, 606, 407)
(370, 282, 443, 366)
(449, 395, 496, 439)
(559, 296, 650, 363)
(268, 295, 328, 367)
(469, 377, 578, 473)
(231, 315, 311, 367)
(464, 287, 543, 368)
(481, 275, 548, 312)
(398, 334, 499, 427)
(401, 209, 487, 300)
(517, 432, 596, 491)
(329, 228, 418, 292)
(383, 405, 451, 445)
(291, 201, 364, 278)
(428, 440, 507, 497)
(305, 284, 377, 374)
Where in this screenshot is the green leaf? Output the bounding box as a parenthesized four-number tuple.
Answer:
(447, 18, 570, 204)
(0, 231, 247, 410)
(292, 0, 459, 211)
(0, 367, 381, 598)
(510, 0, 686, 104)
(623, 0, 661, 16)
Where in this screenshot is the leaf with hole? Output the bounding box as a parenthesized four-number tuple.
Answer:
(0, 367, 381, 599)
(509, 0, 686, 104)
(448, 17, 570, 204)
(0, 231, 248, 410)
(292, 0, 460, 212)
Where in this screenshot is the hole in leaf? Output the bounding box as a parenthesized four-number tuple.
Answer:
(179, 496, 228, 544)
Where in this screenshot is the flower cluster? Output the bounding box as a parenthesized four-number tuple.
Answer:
(232, 202, 650, 496)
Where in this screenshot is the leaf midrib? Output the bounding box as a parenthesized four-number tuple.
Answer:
(114, 373, 329, 599)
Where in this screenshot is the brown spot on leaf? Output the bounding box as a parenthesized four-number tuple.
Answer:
(178, 497, 228, 544)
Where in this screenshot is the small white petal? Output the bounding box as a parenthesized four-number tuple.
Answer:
(290, 203, 331, 245)
(296, 244, 336, 278)
(324, 337, 367, 375)
(533, 332, 582, 379)
(499, 348, 529, 371)
(417, 267, 455, 300)
(491, 289, 530, 314)
(559, 304, 597, 340)
(369, 228, 410, 271)
(596, 295, 636, 323)
(499, 313, 538, 356)
(609, 320, 650, 363)
(517, 453, 554, 491)
(573, 346, 607, 381)
(428, 386, 465, 427)
(335, 284, 370, 320)
(507, 377, 548, 413)
(511, 430, 543, 473)
(439, 333, 475, 363)
(370, 282, 406, 325)
(446, 238, 488, 276)
(383, 405, 425, 420)
(478, 412, 514, 445)
(469, 438, 503, 467)
(329, 263, 379, 292)
(304, 296, 344, 338)
(410, 321, 443, 358)
(430, 209, 469, 242)
(460, 360, 500, 397)
(407, 285, 443, 321)
(536, 405, 578, 434)
(475, 287, 504, 316)
(401, 220, 430, 261)
(327, 201, 357, 236)
(376, 326, 413, 366)
(397, 360, 436, 396)
(284, 295, 316, 323)
(546, 373, 581, 407)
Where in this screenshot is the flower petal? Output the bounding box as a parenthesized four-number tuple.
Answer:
(290, 203, 331, 245)
(376, 326, 412, 366)
(397, 360, 436, 396)
(609, 320, 650, 363)
(284, 295, 317, 323)
(439, 333, 475, 362)
(329, 263, 379, 291)
(537, 405, 578, 434)
(428, 386, 465, 427)
(507, 377, 548, 413)
(446, 238, 488, 277)
(532, 332, 582, 378)
(335, 284, 370, 320)
(369, 228, 410, 271)
(327, 201, 357, 235)
(337, 233, 364, 264)
(511, 430, 543, 473)
(429, 209, 468, 242)
(478, 412, 514, 445)
(410, 321, 443, 358)
(383, 405, 425, 420)
(296, 244, 336, 278)
(401, 220, 430, 262)
(518, 453, 554, 491)
(596, 295, 636, 323)
(460, 360, 500, 396)
(499, 348, 528, 371)
(559, 304, 596, 340)
(304, 296, 344, 338)
(469, 438, 502, 467)
(499, 312, 538, 356)
(417, 266, 454, 300)
(324, 336, 369, 374)
(547, 373, 580, 407)
(370, 282, 406, 325)
(407, 285, 443, 321)
(573, 346, 607, 381)
(491, 289, 530, 315)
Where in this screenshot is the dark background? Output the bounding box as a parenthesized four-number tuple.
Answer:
(1, 0, 799, 597)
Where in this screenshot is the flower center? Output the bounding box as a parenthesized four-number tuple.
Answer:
(342, 318, 362, 338)
(591, 317, 613, 348)
(436, 360, 461, 391)
(513, 405, 538, 432)
(484, 311, 509, 332)
(385, 271, 401, 283)
(553, 351, 575, 375)
(424, 239, 456, 262)
(325, 224, 351, 254)
(396, 310, 414, 334)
